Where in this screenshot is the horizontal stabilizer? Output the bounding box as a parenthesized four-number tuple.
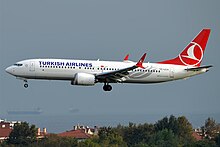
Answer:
(185, 65, 213, 71)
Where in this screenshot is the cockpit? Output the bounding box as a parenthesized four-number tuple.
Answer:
(5, 63, 25, 76)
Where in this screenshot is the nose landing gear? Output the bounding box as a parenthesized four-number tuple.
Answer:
(103, 83, 112, 91)
(24, 80, 28, 88)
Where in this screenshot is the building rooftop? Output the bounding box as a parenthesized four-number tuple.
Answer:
(58, 129, 91, 139)
(0, 122, 12, 142)
(0, 128, 12, 138)
(192, 132, 203, 141)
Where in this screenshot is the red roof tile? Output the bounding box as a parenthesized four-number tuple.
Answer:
(0, 128, 12, 138)
(192, 132, 203, 141)
(58, 129, 91, 139)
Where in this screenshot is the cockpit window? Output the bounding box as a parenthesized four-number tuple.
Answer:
(14, 63, 23, 66)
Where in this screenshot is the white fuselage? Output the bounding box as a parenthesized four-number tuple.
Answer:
(5, 58, 206, 84)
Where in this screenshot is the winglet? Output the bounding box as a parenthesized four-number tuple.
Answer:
(123, 54, 129, 61)
(136, 53, 146, 68)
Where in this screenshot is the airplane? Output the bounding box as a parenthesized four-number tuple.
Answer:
(5, 28, 212, 91)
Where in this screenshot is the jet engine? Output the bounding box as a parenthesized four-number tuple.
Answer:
(71, 73, 95, 86)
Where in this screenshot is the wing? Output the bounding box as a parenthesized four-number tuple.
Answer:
(96, 53, 146, 83)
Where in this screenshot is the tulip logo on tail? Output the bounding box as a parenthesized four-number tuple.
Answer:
(179, 42, 203, 66)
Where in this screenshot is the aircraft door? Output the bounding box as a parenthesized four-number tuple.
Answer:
(169, 67, 174, 78)
(29, 61, 35, 71)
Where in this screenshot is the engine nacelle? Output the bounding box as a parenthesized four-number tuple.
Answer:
(71, 73, 95, 86)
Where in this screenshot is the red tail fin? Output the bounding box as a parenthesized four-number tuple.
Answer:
(158, 29, 211, 67)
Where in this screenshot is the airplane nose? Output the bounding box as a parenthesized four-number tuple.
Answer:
(5, 67, 10, 73)
(5, 66, 13, 74)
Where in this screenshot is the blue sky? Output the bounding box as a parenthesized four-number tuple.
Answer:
(1, 0, 220, 118)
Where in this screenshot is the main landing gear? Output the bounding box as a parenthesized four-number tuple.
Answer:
(103, 83, 112, 91)
(23, 80, 28, 88)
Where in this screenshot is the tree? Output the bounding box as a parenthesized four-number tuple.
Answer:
(7, 121, 37, 145)
(120, 122, 154, 146)
(215, 134, 220, 146)
(202, 117, 220, 139)
(78, 139, 100, 147)
(154, 115, 194, 146)
(154, 116, 169, 132)
(154, 115, 193, 139)
(176, 116, 193, 139)
(133, 142, 150, 147)
(154, 115, 179, 135)
(192, 139, 217, 147)
(97, 127, 127, 146)
(37, 134, 78, 147)
(168, 115, 178, 134)
(149, 129, 179, 147)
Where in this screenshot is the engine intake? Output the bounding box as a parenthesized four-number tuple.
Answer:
(71, 73, 95, 86)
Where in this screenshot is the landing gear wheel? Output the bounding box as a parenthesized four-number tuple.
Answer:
(107, 85, 112, 91)
(24, 83, 28, 88)
(103, 85, 107, 91)
(103, 84, 112, 91)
